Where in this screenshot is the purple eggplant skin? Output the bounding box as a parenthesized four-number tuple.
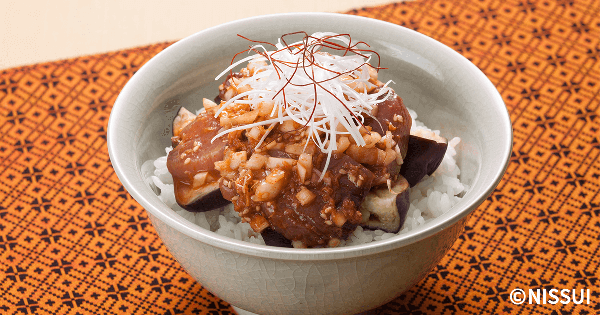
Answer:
(395, 186, 410, 230)
(179, 182, 231, 212)
(400, 134, 448, 187)
(261, 228, 293, 248)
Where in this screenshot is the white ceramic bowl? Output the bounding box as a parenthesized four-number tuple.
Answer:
(107, 13, 512, 315)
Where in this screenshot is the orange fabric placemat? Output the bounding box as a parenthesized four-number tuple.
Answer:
(0, 0, 598, 314)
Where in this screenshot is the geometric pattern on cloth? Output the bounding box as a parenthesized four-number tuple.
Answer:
(0, 0, 598, 314)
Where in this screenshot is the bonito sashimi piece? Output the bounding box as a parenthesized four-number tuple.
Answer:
(167, 105, 229, 211)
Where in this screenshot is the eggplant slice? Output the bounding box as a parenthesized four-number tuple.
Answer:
(400, 129, 448, 187)
(176, 181, 230, 212)
(359, 176, 410, 233)
(167, 107, 229, 211)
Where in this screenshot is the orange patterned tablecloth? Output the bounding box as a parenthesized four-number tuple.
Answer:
(1, 0, 598, 314)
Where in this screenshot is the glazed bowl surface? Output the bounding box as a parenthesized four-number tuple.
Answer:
(107, 12, 512, 315)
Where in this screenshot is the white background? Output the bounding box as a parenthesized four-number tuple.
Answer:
(1, 0, 391, 70)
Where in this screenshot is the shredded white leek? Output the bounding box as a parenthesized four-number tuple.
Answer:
(212, 32, 394, 177)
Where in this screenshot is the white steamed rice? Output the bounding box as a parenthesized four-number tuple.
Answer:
(142, 108, 469, 247)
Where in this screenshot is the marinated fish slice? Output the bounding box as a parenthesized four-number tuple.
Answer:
(226, 152, 375, 248)
(367, 95, 412, 159)
(167, 109, 229, 211)
(365, 95, 412, 185)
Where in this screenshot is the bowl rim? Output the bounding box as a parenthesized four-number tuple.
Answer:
(107, 12, 513, 260)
